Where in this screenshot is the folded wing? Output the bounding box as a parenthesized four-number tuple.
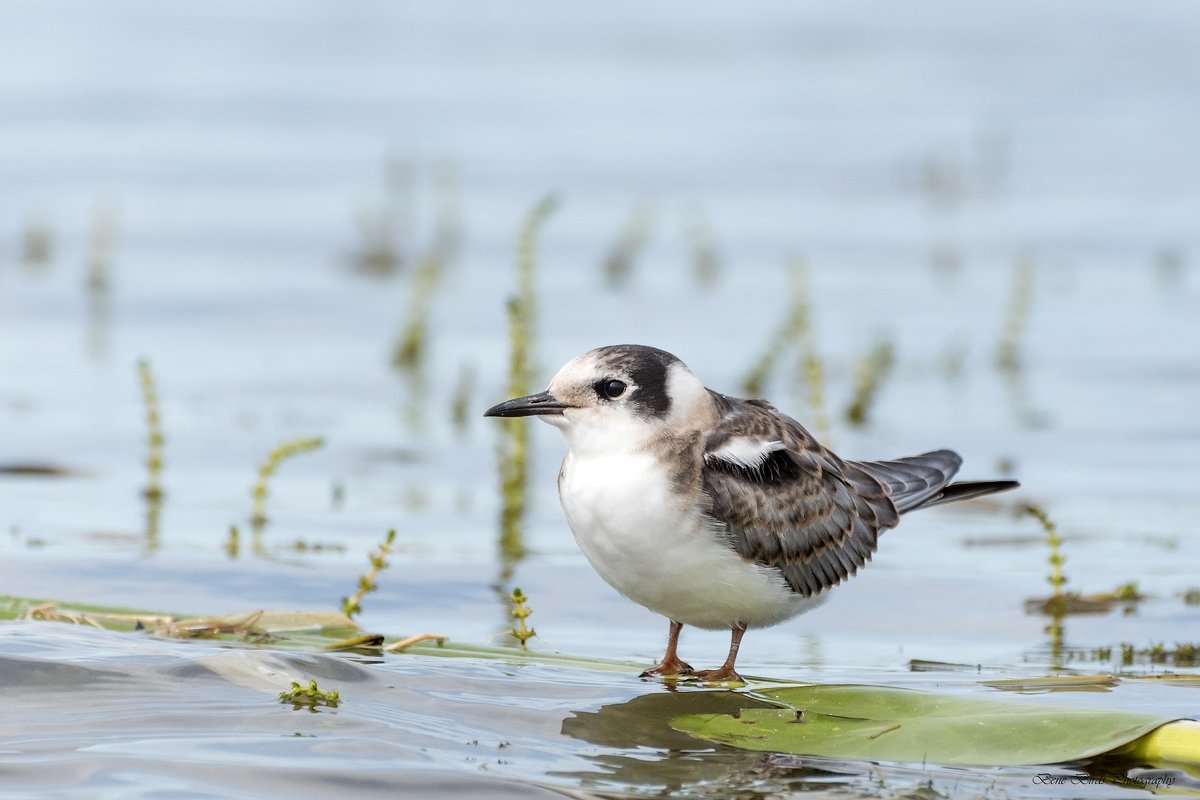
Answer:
(701, 395, 904, 597)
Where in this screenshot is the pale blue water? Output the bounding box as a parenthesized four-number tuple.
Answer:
(2, 2, 1199, 798)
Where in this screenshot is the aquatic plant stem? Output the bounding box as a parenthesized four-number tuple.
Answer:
(250, 437, 325, 527)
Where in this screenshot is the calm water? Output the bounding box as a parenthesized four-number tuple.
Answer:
(2, 2, 1199, 798)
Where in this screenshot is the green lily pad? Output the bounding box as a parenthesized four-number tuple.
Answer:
(671, 684, 1182, 767)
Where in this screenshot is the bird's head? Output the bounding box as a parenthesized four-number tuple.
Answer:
(484, 344, 716, 455)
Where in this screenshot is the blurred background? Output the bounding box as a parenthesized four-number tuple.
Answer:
(3, 4, 1200, 797)
(2, 1, 1198, 666)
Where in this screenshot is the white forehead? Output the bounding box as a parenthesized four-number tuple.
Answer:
(548, 351, 610, 389)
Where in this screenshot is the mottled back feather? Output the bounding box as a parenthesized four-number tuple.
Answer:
(701, 392, 1014, 597)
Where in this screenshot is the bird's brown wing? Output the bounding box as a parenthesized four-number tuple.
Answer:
(700, 396, 904, 597)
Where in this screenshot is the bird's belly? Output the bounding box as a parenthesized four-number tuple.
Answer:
(558, 452, 824, 629)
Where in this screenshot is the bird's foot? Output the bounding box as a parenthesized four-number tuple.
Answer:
(691, 666, 744, 684)
(639, 656, 694, 678)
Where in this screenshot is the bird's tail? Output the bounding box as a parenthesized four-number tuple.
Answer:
(852, 449, 1018, 514)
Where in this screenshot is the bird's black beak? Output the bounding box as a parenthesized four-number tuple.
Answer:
(483, 390, 570, 418)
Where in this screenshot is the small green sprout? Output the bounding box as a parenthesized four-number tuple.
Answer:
(225, 525, 240, 558)
(509, 587, 536, 649)
(342, 529, 396, 619)
(278, 680, 340, 709)
(250, 436, 325, 526)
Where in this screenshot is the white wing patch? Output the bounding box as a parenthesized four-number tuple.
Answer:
(705, 437, 787, 469)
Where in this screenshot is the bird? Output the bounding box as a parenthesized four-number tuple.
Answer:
(484, 344, 1018, 682)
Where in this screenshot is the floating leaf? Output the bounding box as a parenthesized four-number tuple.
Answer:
(671, 684, 1187, 767)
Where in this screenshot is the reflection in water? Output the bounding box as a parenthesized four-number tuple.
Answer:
(556, 689, 782, 793)
(137, 357, 164, 553)
(142, 491, 162, 555)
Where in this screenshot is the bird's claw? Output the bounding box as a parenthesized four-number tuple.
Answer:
(639, 657, 694, 678)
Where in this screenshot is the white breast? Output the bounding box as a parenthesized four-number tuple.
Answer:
(557, 451, 825, 630)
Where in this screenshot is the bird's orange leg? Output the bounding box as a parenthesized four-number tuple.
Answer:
(640, 620, 693, 677)
(693, 623, 747, 682)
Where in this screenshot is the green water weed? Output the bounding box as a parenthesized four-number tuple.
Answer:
(740, 260, 830, 441)
(391, 251, 446, 371)
(1024, 503, 1066, 602)
(354, 158, 415, 276)
(450, 362, 476, 437)
(279, 680, 340, 709)
(21, 214, 53, 270)
(742, 258, 812, 397)
(85, 204, 117, 294)
(137, 358, 165, 501)
(994, 257, 1035, 373)
(250, 437, 325, 526)
(497, 195, 559, 566)
(601, 199, 654, 289)
(682, 206, 720, 287)
(342, 529, 396, 619)
(509, 587, 536, 649)
(843, 338, 895, 427)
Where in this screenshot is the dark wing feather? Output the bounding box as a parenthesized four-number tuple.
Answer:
(701, 395, 901, 597)
(853, 452, 1019, 511)
(702, 394, 1020, 597)
(850, 450, 962, 513)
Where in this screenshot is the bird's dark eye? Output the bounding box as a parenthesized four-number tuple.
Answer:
(596, 379, 627, 400)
